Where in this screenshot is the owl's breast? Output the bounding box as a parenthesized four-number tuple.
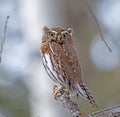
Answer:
(49, 42, 82, 86)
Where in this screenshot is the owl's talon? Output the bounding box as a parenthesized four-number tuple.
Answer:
(62, 88, 69, 95)
(53, 88, 58, 100)
(53, 86, 69, 100)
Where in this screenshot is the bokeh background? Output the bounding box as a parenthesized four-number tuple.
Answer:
(0, 0, 120, 117)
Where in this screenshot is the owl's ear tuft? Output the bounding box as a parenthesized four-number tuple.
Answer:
(43, 26, 49, 32)
(67, 28, 73, 36)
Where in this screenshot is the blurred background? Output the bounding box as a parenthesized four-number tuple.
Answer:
(0, 0, 120, 117)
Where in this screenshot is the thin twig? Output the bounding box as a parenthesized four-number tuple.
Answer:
(89, 104, 120, 117)
(82, 0, 112, 53)
(0, 15, 10, 63)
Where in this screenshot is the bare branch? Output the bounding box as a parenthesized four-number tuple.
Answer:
(0, 15, 10, 63)
(89, 104, 120, 117)
(53, 85, 120, 117)
(53, 85, 88, 117)
(82, 0, 112, 53)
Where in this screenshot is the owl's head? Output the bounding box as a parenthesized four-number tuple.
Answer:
(42, 26, 73, 44)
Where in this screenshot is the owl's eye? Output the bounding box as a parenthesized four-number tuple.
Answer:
(62, 33, 68, 38)
(49, 32, 55, 37)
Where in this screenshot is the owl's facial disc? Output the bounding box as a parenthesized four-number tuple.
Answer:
(46, 27, 73, 43)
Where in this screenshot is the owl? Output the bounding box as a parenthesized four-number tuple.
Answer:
(40, 26, 97, 108)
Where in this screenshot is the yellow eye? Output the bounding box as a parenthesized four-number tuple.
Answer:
(62, 33, 68, 38)
(49, 32, 55, 37)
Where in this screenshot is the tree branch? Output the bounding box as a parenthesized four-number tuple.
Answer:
(53, 85, 120, 117)
(0, 15, 10, 63)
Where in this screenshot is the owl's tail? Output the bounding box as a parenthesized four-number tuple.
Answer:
(76, 83, 98, 108)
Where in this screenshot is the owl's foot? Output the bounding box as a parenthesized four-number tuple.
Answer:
(53, 85, 69, 100)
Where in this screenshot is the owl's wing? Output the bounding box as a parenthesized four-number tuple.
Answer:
(42, 42, 68, 85)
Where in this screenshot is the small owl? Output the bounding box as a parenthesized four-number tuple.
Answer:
(40, 26, 97, 108)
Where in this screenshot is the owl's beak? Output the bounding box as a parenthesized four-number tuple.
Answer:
(57, 35, 62, 41)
